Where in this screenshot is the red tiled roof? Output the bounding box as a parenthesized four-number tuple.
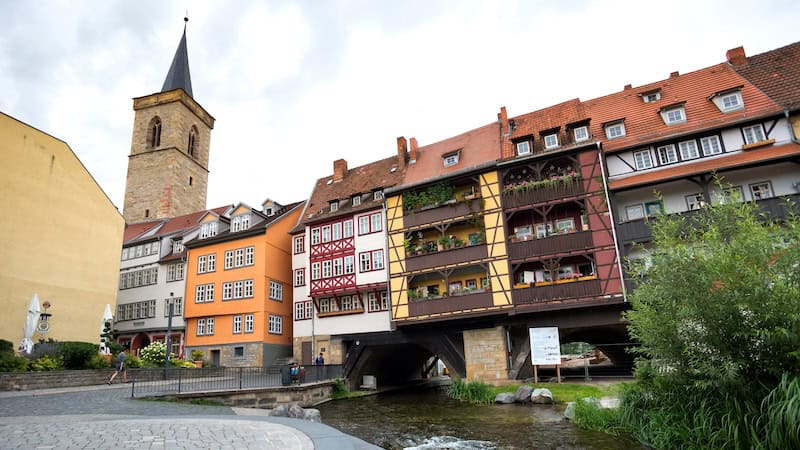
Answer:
(402, 122, 500, 186)
(733, 41, 800, 110)
(585, 63, 783, 153)
(123, 220, 163, 242)
(299, 155, 406, 227)
(500, 99, 590, 159)
(609, 142, 800, 190)
(156, 205, 231, 237)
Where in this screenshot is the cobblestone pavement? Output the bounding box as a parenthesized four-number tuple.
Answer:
(0, 385, 380, 449)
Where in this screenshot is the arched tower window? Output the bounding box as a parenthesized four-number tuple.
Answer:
(188, 126, 198, 158)
(147, 117, 162, 149)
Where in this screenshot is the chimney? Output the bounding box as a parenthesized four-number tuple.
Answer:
(670, 71, 680, 78)
(726, 46, 747, 66)
(624, 84, 632, 90)
(333, 159, 348, 182)
(409, 137, 419, 163)
(498, 106, 510, 136)
(396, 136, 407, 168)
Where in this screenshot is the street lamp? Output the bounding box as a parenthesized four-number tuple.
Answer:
(164, 293, 174, 372)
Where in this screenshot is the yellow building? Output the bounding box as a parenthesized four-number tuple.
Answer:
(0, 111, 124, 348)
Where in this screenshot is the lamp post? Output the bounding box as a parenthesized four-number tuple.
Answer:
(164, 293, 174, 372)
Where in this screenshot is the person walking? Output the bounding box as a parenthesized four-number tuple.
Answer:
(316, 352, 324, 365)
(108, 351, 127, 384)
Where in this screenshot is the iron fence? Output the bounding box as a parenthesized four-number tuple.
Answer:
(130, 364, 343, 397)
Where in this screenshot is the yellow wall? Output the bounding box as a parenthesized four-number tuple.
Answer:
(0, 112, 124, 347)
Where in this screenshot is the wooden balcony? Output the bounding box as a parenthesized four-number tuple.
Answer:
(507, 231, 594, 260)
(502, 179, 584, 209)
(404, 198, 483, 228)
(617, 194, 800, 246)
(511, 278, 601, 305)
(408, 291, 494, 317)
(405, 244, 488, 272)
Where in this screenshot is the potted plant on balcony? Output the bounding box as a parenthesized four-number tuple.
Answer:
(578, 273, 597, 281)
(437, 235, 451, 251)
(556, 273, 582, 284)
(191, 350, 204, 368)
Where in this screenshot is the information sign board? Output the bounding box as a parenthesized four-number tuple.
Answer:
(529, 327, 561, 365)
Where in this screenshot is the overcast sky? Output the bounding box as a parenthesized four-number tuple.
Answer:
(2, 1, 798, 212)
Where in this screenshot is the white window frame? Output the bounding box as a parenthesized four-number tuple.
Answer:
(380, 291, 389, 310)
(749, 181, 773, 200)
(371, 213, 382, 232)
(206, 318, 214, 335)
(662, 106, 686, 125)
(443, 153, 459, 167)
(244, 279, 253, 297)
(322, 260, 332, 278)
(311, 262, 321, 280)
(233, 315, 242, 334)
(233, 281, 243, 299)
(196, 318, 205, 336)
(245, 246, 254, 266)
(207, 254, 216, 272)
(311, 228, 320, 245)
(700, 135, 722, 156)
(626, 204, 645, 221)
(358, 216, 370, 234)
(515, 141, 531, 155)
(200, 222, 217, 239)
(719, 92, 744, 112)
(344, 255, 354, 274)
(195, 284, 206, 303)
(268, 315, 282, 334)
(332, 222, 342, 241)
(642, 91, 661, 103)
(743, 124, 766, 145)
(235, 249, 244, 267)
(373, 190, 384, 201)
(294, 236, 305, 254)
(573, 126, 588, 142)
(329, 201, 338, 212)
(294, 269, 305, 287)
(333, 257, 343, 276)
(656, 145, 677, 165)
(372, 249, 385, 270)
(360, 253, 371, 272)
(244, 314, 254, 333)
(544, 133, 559, 149)
(352, 195, 361, 206)
(222, 282, 233, 300)
(633, 149, 654, 170)
(605, 122, 625, 139)
(343, 220, 353, 238)
(224, 250, 234, 269)
(269, 281, 283, 301)
(322, 225, 331, 243)
(197, 255, 206, 274)
(678, 140, 699, 160)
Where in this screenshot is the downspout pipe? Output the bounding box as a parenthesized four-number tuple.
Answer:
(596, 142, 628, 300)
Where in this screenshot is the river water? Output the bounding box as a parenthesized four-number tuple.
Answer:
(318, 386, 642, 449)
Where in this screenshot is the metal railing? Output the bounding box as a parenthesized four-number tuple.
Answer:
(130, 364, 343, 397)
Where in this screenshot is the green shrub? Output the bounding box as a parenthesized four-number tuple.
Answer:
(447, 377, 494, 404)
(107, 342, 123, 356)
(0, 339, 14, 355)
(573, 397, 626, 435)
(86, 354, 110, 369)
(140, 342, 173, 367)
(30, 354, 63, 371)
(191, 350, 204, 361)
(0, 353, 29, 372)
(124, 353, 142, 368)
(173, 360, 196, 369)
(61, 342, 98, 369)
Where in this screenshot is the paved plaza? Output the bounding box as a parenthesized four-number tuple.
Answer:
(0, 385, 379, 449)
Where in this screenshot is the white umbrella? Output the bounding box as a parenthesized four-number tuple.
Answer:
(19, 294, 40, 355)
(99, 304, 114, 355)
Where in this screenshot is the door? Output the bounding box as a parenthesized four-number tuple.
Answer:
(301, 341, 312, 366)
(210, 349, 220, 367)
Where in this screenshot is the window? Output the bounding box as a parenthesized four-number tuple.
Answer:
(466, 279, 477, 289)
(322, 260, 332, 278)
(372, 249, 385, 270)
(645, 201, 664, 216)
(233, 281, 243, 299)
(148, 117, 162, 148)
(311, 228, 320, 245)
(244, 280, 253, 297)
(656, 145, 677, 165)
(294, 236, 304, 254)
(164, 297, 183, 316)
(244, 314, 254, 333)
(373, 190, 384, 201)
(642, 91, 661, 103)
(371, 213, 382, 232)
(263, 206, 274, 216)
(195, 283, 214, 303)
(701, 136, 722, 155)
(235, 249, 244, 267)
(188, 127, 197, 157)
(311, 262, 321, 280)
(443, 152, 459, 167)
(749, 181, 773, 200)
(296, 302, 307, 320)
(222, 282, 233, 300)
(743, 125, 766, 145)
(269, 281, 283, 301)
(332, 222, 342, 241)
(716, 186, 744, 204)
(721, 93, 742, 111)
(329, 201, 339, 212)
(555, 218, 575, 234)
(368, 292, 379, 312)
(359, 216, 370, 234)
(172, 240, 184, 254)
(634, 149, 653, 170)
(515, 141, 531, 155)
(196, 319, 205, 336)
(231, 214, 250, 232)
(200, 222, 217, 239)
(544, 133, 559, 149)
(224, 250, 233, 269)
(197, 256, 206, 274)
(294, 269, 305, 286)
(573, 126, 589, 142)
(167, 263, 184, 282)
(380, 291, 389, 310)
(360, 252, 371, 272)
(206, 318, 214, 335)
(679, 140, 699, 160)
(333, 257, 343, 276)
(322, 225, 331, 243)
(686, 193, 706, 210)
(233, 315, 242, 334)
(343, 220, 353, 238)
(234, 346, 244, 358)
(207, 254, 216, 272)
(626, 204, 645, 221)
(245, 247, 254, 265)
(662, 106, 686, 125)
(352, 195, 361, 206)
(268, 315, 282, 334)
(344, 255, 354, 274)
(605, 122, 625, 139)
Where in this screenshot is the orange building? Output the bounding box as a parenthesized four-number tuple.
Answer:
(184, 200, 303, 367)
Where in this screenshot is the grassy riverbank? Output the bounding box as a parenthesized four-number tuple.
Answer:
(447, 377, 625, 404)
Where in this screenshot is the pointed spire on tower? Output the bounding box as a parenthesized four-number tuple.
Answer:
(161, 16, 194, 97)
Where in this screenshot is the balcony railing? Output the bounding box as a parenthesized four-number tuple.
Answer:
(404, 198, 483, 228)
(507, 231, 593, 260)
(502, 179, 584, 208)
(617, 194, 800, 246)
(408, 290, 494, 317)
(511, 278, 601, 305)
(405, 244, 488, 272)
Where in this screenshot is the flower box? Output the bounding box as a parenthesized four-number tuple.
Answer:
(535, 281, 553, 287)
(556, 278, 577, 284)
(577, 275, 597, 281)
(513, 283, 530, 289)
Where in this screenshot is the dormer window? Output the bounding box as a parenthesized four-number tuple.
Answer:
(573, 126, 589, 142)
(641, 90, 661, 103)
(172, 239, 184, 254)
(710, 89, 744, 113)
(329, 201, 339, 212)
(200, 222, 217, 239)
(661, 105, 686, 125)
(515, 141, 531, 156)
(442, 151, 460, 167)
(604, 121, 626, 139)
(352, 195, 362, 206)
(263, 206, 274, 216)
(231, 214, 251, 232)
(544, 133, 559, 150)
(373, 190, 384, 201)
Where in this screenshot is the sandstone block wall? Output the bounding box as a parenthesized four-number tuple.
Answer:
(463, 326, 508, 382)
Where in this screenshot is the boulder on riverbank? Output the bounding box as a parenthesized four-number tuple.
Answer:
(303, 408, 321, 422)
(495, 393, 515, 404)
(288, 404, 306, 419)
(513, 385, 534, 403)
(563, 397, 618, 420)
(530, 388, 553, 404)
(268, 405, 288, 417)
(269, 403, 321, 422)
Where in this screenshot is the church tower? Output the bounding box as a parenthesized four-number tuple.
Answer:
(122, 18, 214, 223)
